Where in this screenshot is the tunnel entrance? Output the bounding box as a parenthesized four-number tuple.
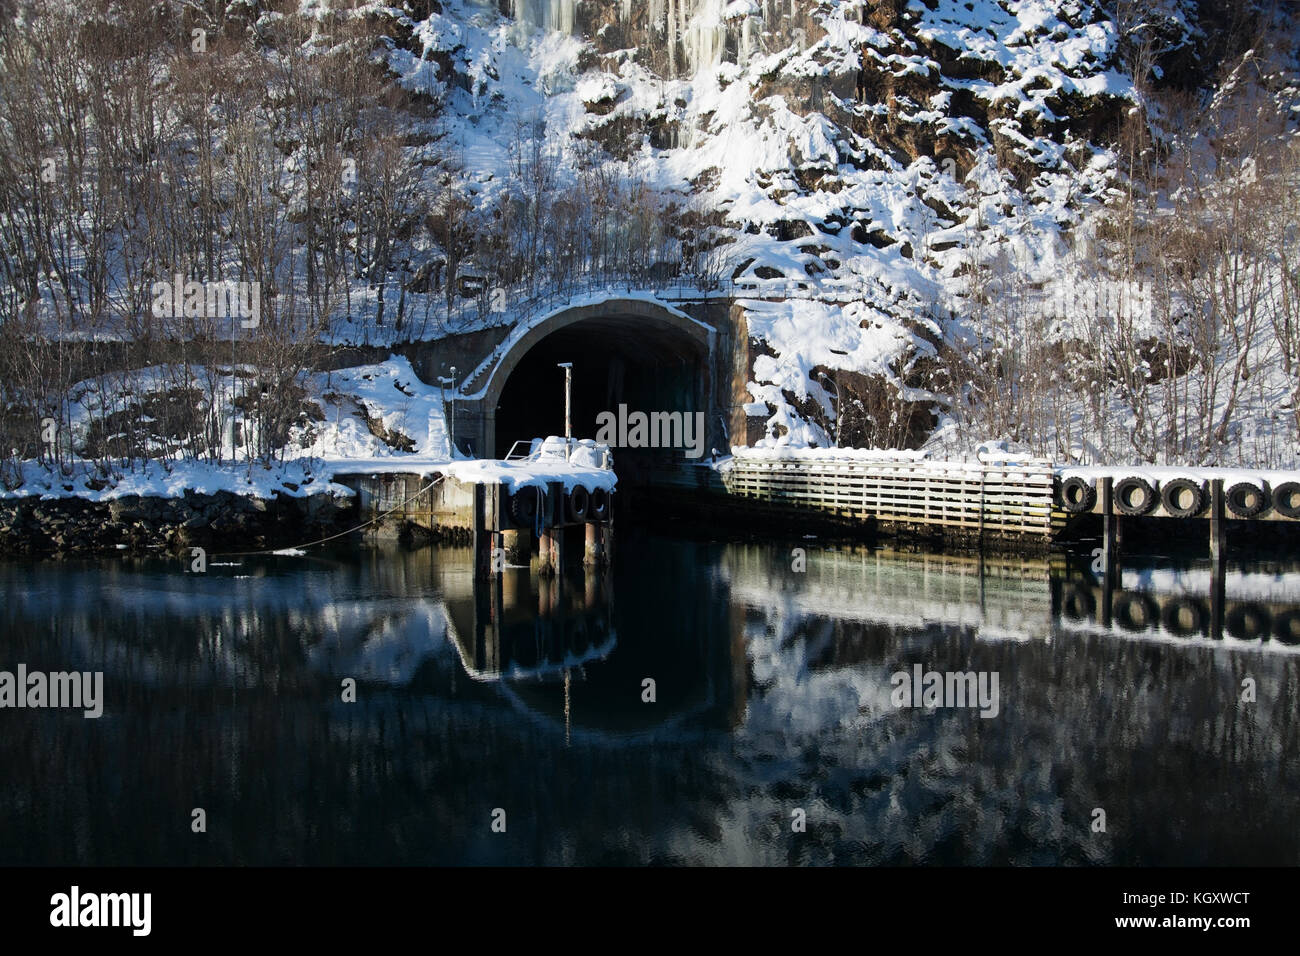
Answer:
(493, 315, 711, 486)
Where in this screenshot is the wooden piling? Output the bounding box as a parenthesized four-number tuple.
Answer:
(1101, 477, 1120, 567)
(1209, 478, 1226, 564)
(1210, 478, 1226, 640)
(584, 522, 604, 567)
(538, 527, 556, 576)
(549, 481, 565, 575)
(473, 482, 491, 578)
(1099, 476, 1117, 627)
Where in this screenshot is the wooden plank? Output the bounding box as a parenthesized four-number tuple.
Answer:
(724, 457, 1055, 538)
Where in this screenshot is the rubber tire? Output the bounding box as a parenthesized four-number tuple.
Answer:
(1161, 478, 1207, 518)
(1059, 477, 1096, 514)
(1273, 482, 1300, 519)
(1272, 610, 1300, 646)
(1226, 604, 1271, 641)
(567, 485, 590, 522)
(1113, 592, 1159, 632)
(1114, 477, 1158, 516)
(1161, 597, 1207, 637)
(507, 489, 537, 526)
(1226, 482, 1269, 518)
(588, 487, 609, 521)
(1061, 587, 1096, 621)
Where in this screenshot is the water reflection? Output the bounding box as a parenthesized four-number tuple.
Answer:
(0, 532, 1297, 865)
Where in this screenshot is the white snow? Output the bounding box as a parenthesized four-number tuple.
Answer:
(1, 358, 614, 501)
(442, 437, 616, 492)
(1057, 465, 1290, 490)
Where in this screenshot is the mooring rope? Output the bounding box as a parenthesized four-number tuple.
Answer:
(211, 473, 448, 558)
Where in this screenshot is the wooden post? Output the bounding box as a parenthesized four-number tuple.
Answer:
(538, 527, 555, 576)
(472, 482, 493, 668)
(473, 482, 491, 579)
(1101, 478, 1121, 572)
(1209, 478, 1226, 564)
(1099, 476, 1118, 627)
(584, 521, 603, 567)
(1210, 478, 1226, 640)
(549, 481, 565, 575)
(490, 483, 503, 576)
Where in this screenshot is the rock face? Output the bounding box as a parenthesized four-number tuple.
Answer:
(394, 1, 1259, 450)
(0, 491, 355, 558)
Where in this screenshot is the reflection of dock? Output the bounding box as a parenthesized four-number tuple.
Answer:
(438, 530, 747, 738)
(724, 543, 1055, 641)
(442, 564, 616, 681)
(1056, 577, 1300, 647)
(723, 541, 1300, 653)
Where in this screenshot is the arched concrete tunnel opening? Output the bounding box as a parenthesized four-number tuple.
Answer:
(493, 316, 713, 486)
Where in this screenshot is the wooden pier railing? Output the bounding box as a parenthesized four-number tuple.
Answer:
(721, 457, 1055, 539)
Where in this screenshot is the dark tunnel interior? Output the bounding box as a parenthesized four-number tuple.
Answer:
(494, 317, 709, 483)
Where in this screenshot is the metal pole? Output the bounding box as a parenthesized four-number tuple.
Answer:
(449, 366, 457, 458)
(558, 362, 573, 461)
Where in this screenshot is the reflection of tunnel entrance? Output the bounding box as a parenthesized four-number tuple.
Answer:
(494, 316, 710, 483)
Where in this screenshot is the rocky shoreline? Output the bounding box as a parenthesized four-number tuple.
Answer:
(0, 490, 356, 558)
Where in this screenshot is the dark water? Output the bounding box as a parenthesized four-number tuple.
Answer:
(1, 529, 1298, 865)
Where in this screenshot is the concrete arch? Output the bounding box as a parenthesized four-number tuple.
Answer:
(478, 298, 714, 407)
(458, 297, 718, 459)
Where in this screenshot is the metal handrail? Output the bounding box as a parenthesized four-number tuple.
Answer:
(503, 439, 538, 462)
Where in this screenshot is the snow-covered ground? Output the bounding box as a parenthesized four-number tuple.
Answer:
(306, 358, 452, 464)
(0, 357, 613, 501)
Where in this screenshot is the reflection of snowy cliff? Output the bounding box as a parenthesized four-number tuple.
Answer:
(0, 556, 463, 688)
(3, 538, 1299, 865)
(704, 541, 1300, 865)
(0, 552, 621, 691)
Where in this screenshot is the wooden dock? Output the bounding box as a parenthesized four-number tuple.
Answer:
(721, 456, 1056, 541)
(335, 470, 615, 575)
(334, 452, 1300, 567)
(711, 455, 1300, 545)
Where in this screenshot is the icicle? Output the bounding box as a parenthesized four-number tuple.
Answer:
(549, 0, 575, 34)
(740, 15, 756, 67)
(668, 0, 678, 77)
(510, 0, 575, 36)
